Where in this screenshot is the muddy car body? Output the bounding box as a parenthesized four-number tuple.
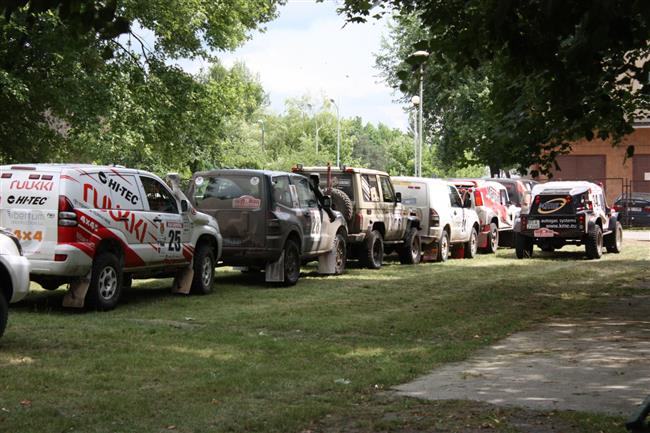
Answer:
(188, 169, 348, 284)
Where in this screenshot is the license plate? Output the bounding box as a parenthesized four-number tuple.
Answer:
(630, 207, 642, 212)
(527, 219, 540, 229)
(534, 228, 556, 238)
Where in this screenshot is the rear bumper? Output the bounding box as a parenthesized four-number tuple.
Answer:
(28, 244, 92, 278)
(1, 254, 30, 303)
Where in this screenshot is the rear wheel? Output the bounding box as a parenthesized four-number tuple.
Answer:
(436, 230, 450, 262)
(0, 294, 7, 338)
(464, 227, 478, 259)
(399, 227, 421, 265)
(585, 225, 603, 259)
(482, 223, 499, 254)
(191, 243, 215, 294)
(361, 230, 384, 269)
(334, 232, 347, 275)
(283, 239, 301, 285)
(605, 222, 623, 254)
(86, 252, 122, 311)
(515, 234, 533, 259)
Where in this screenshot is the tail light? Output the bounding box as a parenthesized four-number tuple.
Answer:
(58, 196, 77, 242)
(521, 215, 528, 230)
(613, 205, 623, 212)
(534, 195, 541, 205)
(474, 190, 483, 207)
(429, 208, 440, 227)
(267, 211, 281, 235)
(644, 207, 650, 213)
(578, 214, 586, 229)
(354, 211, 363, 231)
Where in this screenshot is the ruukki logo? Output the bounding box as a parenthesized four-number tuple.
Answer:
(9, 180, 54, 191)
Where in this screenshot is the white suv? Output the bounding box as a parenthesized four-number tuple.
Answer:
(0, 164, 222, 310)
(392, 177, 481, 262)
(0, 229, 30, 337)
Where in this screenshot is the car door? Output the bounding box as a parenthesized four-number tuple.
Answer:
(292, 175, 324, 254)
(379, 175, 402, 241)
(448, 185, 466, 242)
(139, 175, 186, 265)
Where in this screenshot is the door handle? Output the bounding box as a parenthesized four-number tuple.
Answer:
(303, 212, 311, 218)
(153, 217, 162, 223)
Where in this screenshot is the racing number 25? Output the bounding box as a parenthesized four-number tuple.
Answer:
(168, 230, 181, 252)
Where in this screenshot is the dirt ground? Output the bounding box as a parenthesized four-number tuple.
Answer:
(395, 295, 650, 417)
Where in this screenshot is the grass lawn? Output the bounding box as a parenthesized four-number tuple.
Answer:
(1, 242, 649, 433)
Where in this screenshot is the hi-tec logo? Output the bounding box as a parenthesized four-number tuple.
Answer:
(9, 180, 54, 191)
(538, 198, 567, 214)
(7, 195, 48, 205)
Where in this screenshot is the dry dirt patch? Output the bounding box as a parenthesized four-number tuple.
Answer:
(395, 296, 650, 416)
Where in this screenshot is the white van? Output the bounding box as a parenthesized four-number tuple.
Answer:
(0, 164, 222, 310)
(392, 177, 480, 262)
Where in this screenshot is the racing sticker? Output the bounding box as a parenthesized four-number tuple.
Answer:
(538, 198, 568, 214)
(195, 176, 204, 186)
(233, 195, 262, 209)
(289, 185, 300, 208)
(310, 209, 322, 239)
(250, 177, 260, 186)
(2, 209, 53, 256)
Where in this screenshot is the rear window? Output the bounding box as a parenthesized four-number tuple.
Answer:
(327, 173, 354, 201)
(192, 174, 263, 210)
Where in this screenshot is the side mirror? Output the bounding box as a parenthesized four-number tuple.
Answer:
(395, 192, 402, 203)
(181, 199, 189, 212)
(322, 195, 332, 210)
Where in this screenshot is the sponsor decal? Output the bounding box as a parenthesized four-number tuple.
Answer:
(250, 176, 260, 186)
(6, 195, 48, 205)
(97, 171, 139, 205)
(167, 221, 183, 229)
(538, 198, 567, 214)
(539, 217, 580, 230)
(195, 176, 204, 186)
(233, 195, 262, 209)
(9, 180, 54, 191)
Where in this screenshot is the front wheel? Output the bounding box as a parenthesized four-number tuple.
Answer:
(399, 227, 421, 265)
(86, 252, 122, 311)
(585, 225, 603, 259)
(0, 294, 8, 338)
(191, 243, 215, 294)
(605, 222, 623, 254)
(334, 232, 347, 275)
(282, 239, 301, 285)
(464, 227, 478, 259)
(515, 234, 533, 259)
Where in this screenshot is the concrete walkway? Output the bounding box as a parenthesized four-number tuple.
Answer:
(395, 297, 650, 416)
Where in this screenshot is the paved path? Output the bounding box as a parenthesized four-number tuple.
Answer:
(395, 297, 650, 416)
(624, 230, 650, 241)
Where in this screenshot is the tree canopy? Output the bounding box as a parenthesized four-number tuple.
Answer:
(340, 0, 650, 174)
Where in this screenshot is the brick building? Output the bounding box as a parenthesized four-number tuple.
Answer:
(535, 122, 650, 204)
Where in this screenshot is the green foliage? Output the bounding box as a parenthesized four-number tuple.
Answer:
(342, 1, 650, 174)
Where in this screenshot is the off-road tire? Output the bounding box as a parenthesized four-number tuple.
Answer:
(0, 294, 7, 338)
(436, 230, 450, 262)
(481, 223, 499, 254)
(191, 243, 215, 294)
(515, 234, 533, 259)
(361, 230, 384, 269)
(39, 278, 65, 291)
(329, 188, 354, 222)
(605, 222, 623, 254)
(585, 225, 603, 259)
(86, 252, 122, 311)
(464, 227, 478, 259)
(398, 227, 422, 265)
(282, 239, 301, 285)
(123, 274, 133, 291)
(334, 232, 347, 275)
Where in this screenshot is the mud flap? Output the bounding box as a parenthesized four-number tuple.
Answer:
(422, 243, 438, 262)
(265, 254, 284, 283)
(171, 266, 194, 295)
(318, 244, 337, 275)
(62, 275, 90, 308)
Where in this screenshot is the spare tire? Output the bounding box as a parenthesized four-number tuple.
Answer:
(328, 188, 354, 222)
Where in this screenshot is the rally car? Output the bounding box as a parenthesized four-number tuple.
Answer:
(514, 181, 622, 259)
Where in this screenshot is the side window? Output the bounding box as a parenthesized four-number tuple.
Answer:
(361, 174, 380, 202)
(140, 176, 178, 214)
(448, 186, 463, 208)
(294, 177, 318, 208)
(379, 176, 395, 202)
(272, 176, 293, 208)
(95, 172, 142, 210)
(500, 190, 509, 206)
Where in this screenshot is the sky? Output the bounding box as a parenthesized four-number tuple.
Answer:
(174, 1, 409, 131)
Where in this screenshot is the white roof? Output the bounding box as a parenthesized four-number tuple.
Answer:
(0, 163, 143, 176)
(392, 176, 449, 187)
(532, 181, 602, 197)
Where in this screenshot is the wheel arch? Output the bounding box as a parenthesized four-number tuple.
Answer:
(285, 230, 302, 253)
(95, 239, 123, 263)
(371, 222, 386, 237)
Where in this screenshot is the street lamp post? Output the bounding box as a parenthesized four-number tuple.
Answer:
(410, 96, 420, 176)
(329, 98, 341, 166)
(411, 50, 429, 177)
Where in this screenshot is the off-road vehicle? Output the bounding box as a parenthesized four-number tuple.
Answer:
(188, 169, 348, 285)
(514, 181, 622, 259)
(0, 228, 30, 337)
(0, 164, 222, 310)
(292, 165, 421, 269)
(393, 177, 481, 262)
